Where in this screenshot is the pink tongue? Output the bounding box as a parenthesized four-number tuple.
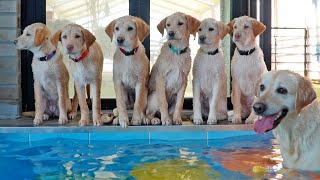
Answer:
(253, 116, 277, 134)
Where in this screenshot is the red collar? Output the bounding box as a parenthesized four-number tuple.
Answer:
(69, 49, 89, 62)
(119, 46, 139, 56)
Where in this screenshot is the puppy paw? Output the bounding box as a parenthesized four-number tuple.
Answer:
(33, 117, 43, 126)
(101, 113, 114, 124)
(232, 116, 242, 124)
(79, 119, 90, 126)
(207, 118, 218, 125)
(42, 113, 49, 121)
(142, 117, 150, 125)
(68, 111, 77, 120)
(161, 117, 172, 126)
(193, 118, 203, 125)
(217, 113, 228, 120)
(113, 117, 119, 125)
(93, 117, 103, 126)
(131, 118, 142, 126)
(173, 118, 182, 125)
(119, 118, 129, 128)
(245, 116, 256, 124)
(150, 118, 161, 125)
(58, 116, 69, 125)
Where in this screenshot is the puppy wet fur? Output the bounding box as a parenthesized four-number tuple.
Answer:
(146, 12, 200, 125)
(53, 24, 104, 126)
(14, 23, 71, 125)
(227, 16, 267, 124)
(253, 70, 320, 171)
(192, 18, 230, 125)
(105, 15, 150, 128)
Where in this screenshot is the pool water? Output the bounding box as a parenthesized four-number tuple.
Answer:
(0, 131, 319, 179)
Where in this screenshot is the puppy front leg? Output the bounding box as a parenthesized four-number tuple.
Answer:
(172, 81, 187, 125)
(156, 78, 171, 125)
(57, 81, 69, 124)
(34, 81, 45, 125)
(207, 83, 219, 125)
(68, 86, 78, 120)
(75, 82, 90, 126)
(245, 96, 257, 124)
(132, 83, 147, 125)
(91, 80, 102, 126)
(192, 82, 203, 125)
(114, 80, 129, 128)
(231, 80, 242, 124)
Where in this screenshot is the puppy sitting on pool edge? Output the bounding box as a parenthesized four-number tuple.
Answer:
(253, 70, 320, 171)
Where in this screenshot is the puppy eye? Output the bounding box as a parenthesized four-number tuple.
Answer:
(62, 35, 67, 39)
(178, 22, 184, 26)
(199, 28, 202, 31)
(127, 26, 133, 31)
(167, 23, 170, 27)
(75, 35, 80, 38)
(115, 27, 119, 31)
(26, 33, 31, 36)
(277, 87, 288, 94)
(260, 84, 265, 91)
(234, 26, 237, 29)
(244, 25, 249, 29)
(209, 28, 214, 31)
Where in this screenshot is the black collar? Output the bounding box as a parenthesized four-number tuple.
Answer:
(168, 43, 188, 55)
(203, 48, 219, 55)
(38, 50, 56, 61)
(237, 47, 256, 55)
(119, 46, 139, 56)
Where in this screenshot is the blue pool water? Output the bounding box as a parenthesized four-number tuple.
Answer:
(0, 131, 318, 179)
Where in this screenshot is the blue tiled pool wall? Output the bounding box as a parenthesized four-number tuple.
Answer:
(0, 130, 273, 143)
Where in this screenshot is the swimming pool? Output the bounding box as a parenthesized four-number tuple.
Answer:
(0, 127, 318, 179)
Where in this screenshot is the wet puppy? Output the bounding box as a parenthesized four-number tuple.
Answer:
(253, 70, 320, 171)
(228, 16, 267, 124)
(52, 24, 103, 126)
(146, 12, 200, 125)
(192, 18, 229, 125)
(105, 15, 150, 128)
(14, 23, 70, 125)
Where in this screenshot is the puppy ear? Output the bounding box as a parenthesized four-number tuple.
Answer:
(252, 19, 266, 37)
(227, 19, 235, 35)
(157, 17, 167, 37)
(34, 28, 48, 47)
(51, 30, 62, 47)
(81, 28, 96, 48)
(295, 76, 317, 114)
(134, 17, 150, 42)
(105, 20, 115, 42)
(217, 22, 231, 39)
(185, 15, 200, 37)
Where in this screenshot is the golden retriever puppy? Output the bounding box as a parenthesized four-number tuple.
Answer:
(146, 12, 200, 125)
(192, 18, 229, 125)
(253, 70, 320, 171)
(14, 23, 70, 125)
(52, 24, 103, 126)
(105, 15, 150, 128)
(228, 16, 267, 124)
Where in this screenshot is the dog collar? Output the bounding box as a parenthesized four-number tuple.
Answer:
(69, 49, 89, 62)
(237, 47, 256, 55)
(119, 46, 139, 56)
(169, 43, 188, 55)
(202, 48, 219, 55)
(38, 50, 56, 61)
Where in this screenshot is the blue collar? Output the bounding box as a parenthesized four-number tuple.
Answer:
(38, 50, 56, 61)
(168, 43, 188, 55)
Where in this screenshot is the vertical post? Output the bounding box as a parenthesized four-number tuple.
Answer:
(260, 0, 272, 71)
(304, 28, 308, 77)
(274, 36, 277, 70)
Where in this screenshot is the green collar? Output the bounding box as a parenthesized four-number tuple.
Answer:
(168, 43, 188, 55)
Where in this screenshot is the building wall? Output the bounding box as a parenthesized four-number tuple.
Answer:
(0, 0, 21, 119)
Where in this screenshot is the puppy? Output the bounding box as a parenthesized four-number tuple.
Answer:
(52, 24, 103, 126)
(146, 12, 200, 125)
(105, 15, 150, 128)
(253, 70, 320, 171)
(14, 23, 70, 125)
(228, 16, 267, 124)
(192, 18, 229, 125)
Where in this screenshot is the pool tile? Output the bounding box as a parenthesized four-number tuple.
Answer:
(208, 130, 255, 139)
(29, 133, 89, 141)
(0, 133, 29, 142)
(149, 132, 206, 140)
(90, 132, 149, 141)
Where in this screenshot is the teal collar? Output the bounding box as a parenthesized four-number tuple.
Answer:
(168, 43, 188, 55)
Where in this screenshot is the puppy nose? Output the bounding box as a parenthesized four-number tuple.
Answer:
(66, 45, 74, 51)
(168, 31, 175, 38)
(117, 37, 125, 44)
(13, 40, 17, 45)
(199, 36, 206, 42)
(235, 33, 241, 39)
(253, 102, 267, 115)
